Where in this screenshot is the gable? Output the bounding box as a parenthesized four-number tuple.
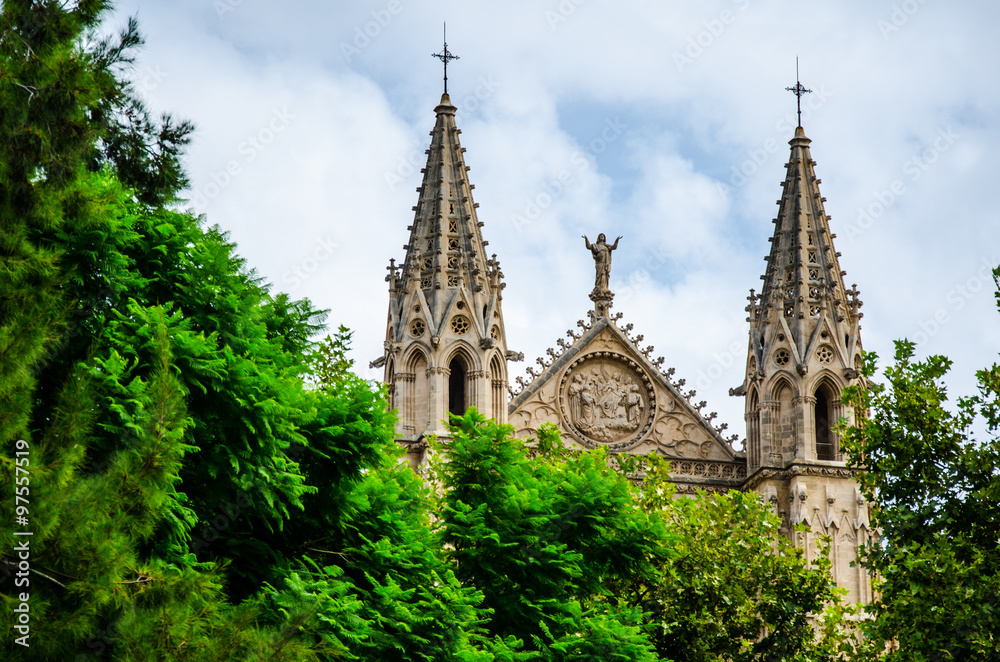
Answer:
(509, 315, 742, 472)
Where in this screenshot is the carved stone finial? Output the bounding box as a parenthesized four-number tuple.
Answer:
(583, 233, 620, 317)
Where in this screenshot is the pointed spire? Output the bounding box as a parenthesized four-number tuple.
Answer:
(753, 126, 860, 350)
(384, 86, 506, 358)
(395, 92, 500, 317)
(740, 123, 865, 472)
(380, 82, 512, 446)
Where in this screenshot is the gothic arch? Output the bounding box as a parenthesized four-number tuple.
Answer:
(813, 376, 841, 462)
(767, 373, 799, 400)
(807, 369, 846, 395)
(489, 352, 507, 423)
(448, 353, 469, 418)
(746, 385, 761, 469)
(385, 357, 396, 411)
(488, 352, 507, 385)
(402, 344, 430, 371)
(403, 348, 429, 438)
(443, 340, 483, 372)
(772, 377, 796, 460)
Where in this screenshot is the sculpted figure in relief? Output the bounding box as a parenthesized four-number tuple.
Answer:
(626, 384, 642, 425)
(566, 362, 644, 443)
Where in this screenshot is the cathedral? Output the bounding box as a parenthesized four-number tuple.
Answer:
(371, 78, 872, 604)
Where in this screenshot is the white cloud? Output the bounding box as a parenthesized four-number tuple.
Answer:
(113, 0, 1000, 435)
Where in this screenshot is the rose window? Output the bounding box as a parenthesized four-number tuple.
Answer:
(774, 348, 791, 367)
(817, 345, 834, 364)
(450, 316, 470, 335)
(410, 319, 425, 337)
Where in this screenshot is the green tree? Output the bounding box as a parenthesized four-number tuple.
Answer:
(264, 330, 495, 661)
(630, 454, 850, 662)
(436, 412, 668, 661)
(0, 2, 433, 658)
(842, 275, 1000, 660)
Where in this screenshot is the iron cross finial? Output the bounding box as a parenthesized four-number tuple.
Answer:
(785, 57, 812, 128)
(432, 23, 459, 95)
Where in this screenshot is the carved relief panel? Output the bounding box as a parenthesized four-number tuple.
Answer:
(559, 351, 656, 451)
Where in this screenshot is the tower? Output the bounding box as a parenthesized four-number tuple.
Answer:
(740, 124, 864, 470)
(735, 118, 872, 604)
(374, 92, 512, 465)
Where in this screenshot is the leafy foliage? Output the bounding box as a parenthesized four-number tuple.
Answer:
(628, 454, 849, 662)
(842, 280, 1000, 661)
(436, 413, 663, 661)
(0, 2, 859, 660)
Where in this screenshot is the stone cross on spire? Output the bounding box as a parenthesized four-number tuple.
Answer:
(432, 23, 459, 95)
(785, 57, 812, 128)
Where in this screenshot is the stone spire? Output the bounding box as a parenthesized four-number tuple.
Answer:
(736, 122, 872, 607)
(738, 126, 864, 471)
(392, 94, 504, 319)
(377, 93, 511, 457)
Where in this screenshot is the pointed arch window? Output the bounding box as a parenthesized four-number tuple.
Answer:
(386, 358, 396, 411)
(747, 387, 760, 470)
(490, 354, 506, 423)
(449, 356, 468, 418)
(815, 383, 837, 461)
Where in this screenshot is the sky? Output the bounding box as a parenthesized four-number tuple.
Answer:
(109, 0, 1000, 444)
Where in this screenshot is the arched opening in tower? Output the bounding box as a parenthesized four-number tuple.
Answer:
(449, 356, 468, 418)
(386, 358, 395, 412)
(490, 355, 505, 422)
(747, 387, 760, 469)
(815, 384, 835, 461)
